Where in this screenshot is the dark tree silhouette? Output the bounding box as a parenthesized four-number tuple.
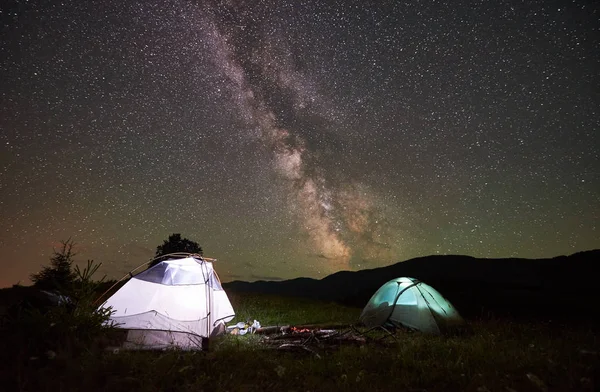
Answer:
(30, 239, 78, 293)
(152, 233, 203, 267)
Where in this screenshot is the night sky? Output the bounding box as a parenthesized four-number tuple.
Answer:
(1, 0, 598, 287)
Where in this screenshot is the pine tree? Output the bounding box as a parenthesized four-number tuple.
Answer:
(30, 239, 78, 293)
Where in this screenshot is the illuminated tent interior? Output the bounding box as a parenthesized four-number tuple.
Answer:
(99, 254, 235, 350)
(360, 277, 464, 334)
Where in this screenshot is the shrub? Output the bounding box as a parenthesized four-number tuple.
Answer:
(1, 259, 116, 361)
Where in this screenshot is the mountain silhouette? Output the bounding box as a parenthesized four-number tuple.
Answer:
(224, 250, 600, 320)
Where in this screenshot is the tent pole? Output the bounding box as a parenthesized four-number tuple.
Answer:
(93, 262, 152, 306)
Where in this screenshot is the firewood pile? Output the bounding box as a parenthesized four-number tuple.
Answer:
(253, 324, 371, 356)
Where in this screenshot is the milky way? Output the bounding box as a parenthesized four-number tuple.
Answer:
(201, 3, 396, 273)
(0, 0, 598, 286)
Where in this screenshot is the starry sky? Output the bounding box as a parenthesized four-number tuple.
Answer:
(1, 0, 598, 287)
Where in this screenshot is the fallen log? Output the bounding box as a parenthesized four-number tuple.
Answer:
(289, 323, 354, 330)
(265, 330, 336, 341)
(254, 325, 291, 335)
(262, 331, 367, 345)
(255, 323, 354, 335)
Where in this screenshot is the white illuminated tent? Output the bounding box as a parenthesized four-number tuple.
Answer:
(99, 253, 235, 350)
(360, 277, 464, 334)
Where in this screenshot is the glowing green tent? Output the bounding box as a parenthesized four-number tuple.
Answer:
(359, 277, 464, 334)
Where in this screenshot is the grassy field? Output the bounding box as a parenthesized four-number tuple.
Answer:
(2, 291, 599, 392)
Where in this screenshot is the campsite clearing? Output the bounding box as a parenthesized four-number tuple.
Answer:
(3, 291, 599, 391)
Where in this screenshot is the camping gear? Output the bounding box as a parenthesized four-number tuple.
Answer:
(360, 277, 463, 334)
(227, 320, 261, 335)
(99, 254, 235, 350)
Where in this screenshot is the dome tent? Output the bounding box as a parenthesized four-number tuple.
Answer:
(360, 277, 463, 334)
(99, 253, 235, 350)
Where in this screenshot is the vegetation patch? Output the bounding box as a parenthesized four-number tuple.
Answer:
(2, 290, 598, 391)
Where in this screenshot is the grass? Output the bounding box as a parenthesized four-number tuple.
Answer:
(2, 291, 599, 392)
(227, 291, 362, 326)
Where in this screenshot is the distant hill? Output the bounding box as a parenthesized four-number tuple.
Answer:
(223, 250, 600, 321)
